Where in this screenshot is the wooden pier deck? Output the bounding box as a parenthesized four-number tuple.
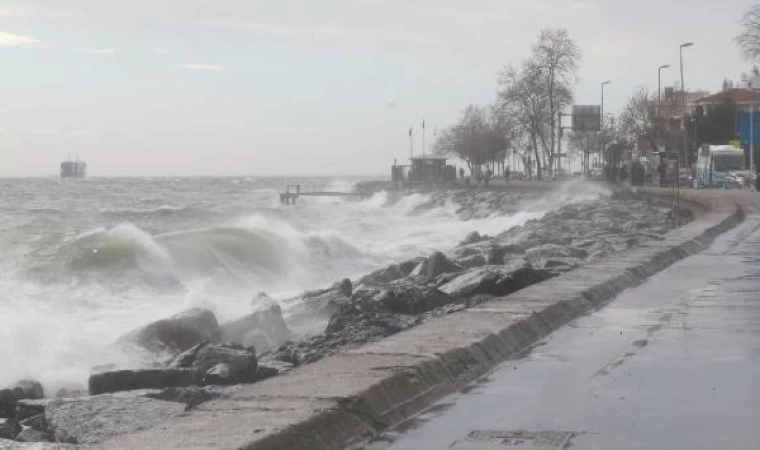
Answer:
(279, 184, 372, 204)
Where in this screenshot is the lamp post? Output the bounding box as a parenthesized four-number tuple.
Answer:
(599, 81, 611, 177)
(680, 42, 694, 167)
(658, 64, 670, 155)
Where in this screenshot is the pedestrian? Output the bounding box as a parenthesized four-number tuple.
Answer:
(459, 167, 465, 180)
(484, 169, 491, 187)
(658, 160, 667, 187)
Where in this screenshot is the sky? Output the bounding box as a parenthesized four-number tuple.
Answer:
(0, 0, 756, 177)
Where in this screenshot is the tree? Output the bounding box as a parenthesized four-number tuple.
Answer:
(737, 5, 760, 61)
(498, 63, 550, 178)
(619, 87, 657, 152)
(434, 105, 508, 175)
(531, 28, 581, 176)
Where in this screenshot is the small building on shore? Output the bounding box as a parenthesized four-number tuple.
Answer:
(391, 156, 455, 184)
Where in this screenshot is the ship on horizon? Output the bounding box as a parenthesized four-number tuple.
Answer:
(60, 154, 86, 179)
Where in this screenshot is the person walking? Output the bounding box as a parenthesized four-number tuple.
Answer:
(459, 167, 465, 181)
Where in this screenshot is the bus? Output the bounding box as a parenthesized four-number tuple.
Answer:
(695, 144, 744, 188)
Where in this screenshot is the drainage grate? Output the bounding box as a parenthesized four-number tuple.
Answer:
(449, 430, 574, 450)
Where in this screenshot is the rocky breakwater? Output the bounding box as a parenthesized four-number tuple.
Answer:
(268, 190, 685, 366)
(0, 304, 293, 447)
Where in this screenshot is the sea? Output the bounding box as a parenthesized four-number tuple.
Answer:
(0, 176, 603, 393)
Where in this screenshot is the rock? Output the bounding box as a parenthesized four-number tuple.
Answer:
(440, 263, 554, 298)
(541, 257, 583, 273)
(11, 381, 43, 401)
(15, 400, 47, 422)
(220, 304, 291, 355)
(410, 252, 464, 279)
(0, 419, 20, 440)
(19, 414, 45, 431)
(487, 244, 526, 265)
(192, 343, 258, 385)
(116, 308, 221, 355)
(45, 395, 185, 445)
(168, 342, 209, 369)
(15, 428, 51, 443)
(337, 278, 353, 297)
(455, 254, 487, 269)
(0, 391, 15, 419)
(377, 286, 455, 315)
(398, 258, 424, 276)
(144, 387, 218, 409)
(357, 264, 406, 287)
(250, 291, 274, 307)
(88, 368, 196, 395)
(459, 231, 486, 246)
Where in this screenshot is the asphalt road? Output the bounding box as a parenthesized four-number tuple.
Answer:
(365, 191, 760, 450)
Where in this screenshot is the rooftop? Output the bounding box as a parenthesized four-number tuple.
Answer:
(691, 88, 760, 106)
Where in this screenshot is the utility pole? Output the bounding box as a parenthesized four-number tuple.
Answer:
(658, 64, 671, 156)
(751, 106, 755, 173)
(680, 42, 694, 167)
(600, 80, 611, 178)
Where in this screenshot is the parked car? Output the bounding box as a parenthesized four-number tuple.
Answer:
(679, 168, 693, 187)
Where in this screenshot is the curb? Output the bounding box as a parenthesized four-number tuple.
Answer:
(97, 190, 743, 450)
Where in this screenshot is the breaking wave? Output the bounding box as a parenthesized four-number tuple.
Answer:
(53, 217, 364, 290)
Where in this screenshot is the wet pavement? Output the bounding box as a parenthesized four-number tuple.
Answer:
(366, 192, 760, 450)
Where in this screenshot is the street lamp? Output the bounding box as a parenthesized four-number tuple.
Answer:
(658, 64, 670, 111)
(657, 64, 670, 155)
(680, 42, 694, 167)
(601, 81, 611, 124)
(597, 81, 611, 177)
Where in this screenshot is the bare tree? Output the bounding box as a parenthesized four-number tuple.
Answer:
(738, 4, 760, 61)
(620, 87, 657, 152)
(531, 28, 581, 175)
(498, 63, 550, 179)
(434, 105, 507, 175)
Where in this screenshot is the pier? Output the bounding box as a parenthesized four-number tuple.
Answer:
(279, 184, 372, 205)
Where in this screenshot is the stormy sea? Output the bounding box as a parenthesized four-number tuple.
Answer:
(0, 177, 613, 394)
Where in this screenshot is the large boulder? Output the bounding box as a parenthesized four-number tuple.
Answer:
(192, 343, 258, 385)
(440, 262, 554, 298)
(459, 231, 487, 246)
(170, 342, 259, 386)
(116, 308, 221, 354)
(15, 400, 47, 422)
(220, 304, 291, 355)
(377, 286, 455, 315)
(0, 391, 15, 419)
(10, 381, 43, 402)
(0, 380, 45, 420)
(357, 264, 406, 287)
(455, 254, 487, 269)
(525, 244, 587, 268)
(409, 252, 464, 279)
(88, 368, 195, 396)
(0, 419, 20, 440)
(15, 428, 52, 443)
(45, 395, 185, 445)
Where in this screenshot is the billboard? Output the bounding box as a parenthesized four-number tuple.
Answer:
(572, 105, 602, 132)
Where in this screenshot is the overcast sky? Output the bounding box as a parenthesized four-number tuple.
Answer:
(0, 0, 755, 176)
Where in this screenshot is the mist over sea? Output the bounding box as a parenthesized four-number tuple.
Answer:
(0, 177, 604, 393)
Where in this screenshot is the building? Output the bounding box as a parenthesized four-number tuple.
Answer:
(391, 156, 455, 184)
(60, 160, 87, 178)
(688, 88, 760, 112)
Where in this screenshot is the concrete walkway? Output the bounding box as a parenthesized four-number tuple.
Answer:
(374, 191, 760, 450)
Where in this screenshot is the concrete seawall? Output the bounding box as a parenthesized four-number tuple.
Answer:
(97, 188, 743, 450)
